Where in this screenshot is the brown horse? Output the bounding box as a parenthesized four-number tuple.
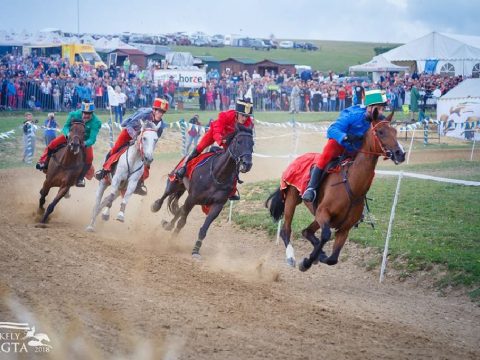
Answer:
(266, 112, 405, 271)
(38, 120, 86, 223)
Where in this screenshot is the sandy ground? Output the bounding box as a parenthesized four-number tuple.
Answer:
(0, 126, 479, 359)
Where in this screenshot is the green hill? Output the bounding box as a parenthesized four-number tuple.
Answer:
(172, 39, 401, 74)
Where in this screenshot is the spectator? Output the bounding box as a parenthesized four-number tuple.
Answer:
(22, 112, 37, 163)
(43, 112, 58, 146)
(185, 114, 201, 154)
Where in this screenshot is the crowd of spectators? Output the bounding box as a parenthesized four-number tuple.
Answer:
(0, 52, 465, 115)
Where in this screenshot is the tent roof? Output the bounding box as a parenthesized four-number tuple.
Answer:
(110, 48, 147, 56)
(382, 32, 480, 61)
(438, 79, 480, 100)
(95, 37, 136, 52)
(349, 55, 409, 72)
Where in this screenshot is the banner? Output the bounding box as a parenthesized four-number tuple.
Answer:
(154, 69, 206, 88)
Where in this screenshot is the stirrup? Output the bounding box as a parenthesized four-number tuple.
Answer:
(95, 169, 107, 181)
(176, 166, 187, 179)
(76, 178, 86, 187)
(35, 162, 46, 171)
(302, 188, 316, 203)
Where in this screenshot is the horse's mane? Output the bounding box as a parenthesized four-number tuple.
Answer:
(225, 124, 253, 146)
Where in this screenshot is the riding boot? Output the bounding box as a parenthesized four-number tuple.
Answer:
(76, 164, 91, 187)
(134, 180, 148, 196)
(95, 151, 112, 180)
(35, 148, 54, 171)
(302, 166, 324, 203)
(176, 149, 199, 179)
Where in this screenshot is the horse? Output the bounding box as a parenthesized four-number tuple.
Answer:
(38, 120, 86, 224)
(150, 124, 254, 259)
(86, 120, 161, 231)
(266, 111, 406, 271)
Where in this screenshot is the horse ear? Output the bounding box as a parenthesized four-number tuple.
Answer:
(155, 121, 162, 131)
(140, 119, 145, 129)
(386, 111, 394, 123)
(372, 107, 379, 121)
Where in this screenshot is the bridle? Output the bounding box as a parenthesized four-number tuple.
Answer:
(226, 131, 254, 166)
(126, 126, 158, 177)
(358, 120, 393, 160)
(68, 121, 85, 152)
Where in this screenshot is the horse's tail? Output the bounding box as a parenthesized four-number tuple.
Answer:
(167, 190, 185, 215)
(265, 187, 285, 222)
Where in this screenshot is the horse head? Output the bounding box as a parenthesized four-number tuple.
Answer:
(368, 111, 405, 164)
(226, 124, 254, 173)
(138, 120, 160, 166)
(68, 119, 85, 155)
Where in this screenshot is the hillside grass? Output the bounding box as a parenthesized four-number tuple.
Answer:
(173, 39, 400, 73)
(231, 160, 480, 300)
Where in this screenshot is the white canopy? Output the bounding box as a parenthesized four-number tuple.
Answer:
(95, 37, 136, 53)
(382, 32, 480, 76)
(349, 55, 409, 72)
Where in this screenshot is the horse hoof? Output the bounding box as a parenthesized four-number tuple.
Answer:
(298, 258, 311, 272)
(286, 257, 296, 268)
(192, 253, 202, 261)
(161, 220, 172, 231)
(101, 214, 110, 221)
(64, 192, 71, 199)
(151, 201, 161, 213)
(318, 252, 328, 264)
(116, 215, 125, 223)
(85, 225, 95, 232)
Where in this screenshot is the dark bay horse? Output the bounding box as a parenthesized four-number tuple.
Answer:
(38, 120, 86, 223)
(266, 112, 406, 271)
(151, 124, 254, 258)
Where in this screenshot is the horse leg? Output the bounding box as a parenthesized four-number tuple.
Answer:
(151, 179, 175, 213)
(299, 208, 331, 272)
(40, 186, 69, 223)
(301, 221, 321, 264)
(100, 187, 120, 221)
(191, 203, 224, 259)
(39, 181, 50, 212)
(281, 188, 300, 267)
(162, 206, 182, 231)
(116, 176, 140, 222)
(173, 195, 196, 234)
(86, 179, 109, 232)
(322, 229, 349, 266)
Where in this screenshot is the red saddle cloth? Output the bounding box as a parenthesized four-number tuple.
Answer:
(280, 153, 317, 196)
(104, 147, 128, 172)
(169, 152, 216, 182)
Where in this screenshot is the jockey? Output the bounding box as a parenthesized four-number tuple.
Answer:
(36, 102, 101, 187)
(302, 89, 388, 203)
(175, 97, 254, 200)
(95, 97, 168, 195)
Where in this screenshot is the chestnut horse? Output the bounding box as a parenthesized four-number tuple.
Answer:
(38, 120, 86, 223)
(266, 112, 405, 271)
(150, 125, 254, 259)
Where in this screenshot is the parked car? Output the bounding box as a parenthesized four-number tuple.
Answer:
(303, 42, 319, 51)
(193, 38, 210, 47)
(251, 39, 271, 51)
(262, 39, 278, 49)
(210, 35, 225, 47)
(279, 40, 294, 49)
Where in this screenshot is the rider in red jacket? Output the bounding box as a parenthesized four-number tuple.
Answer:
(175, 98, 254, 200)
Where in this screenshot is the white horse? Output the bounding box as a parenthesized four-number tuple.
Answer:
(86, 120, 161, 231)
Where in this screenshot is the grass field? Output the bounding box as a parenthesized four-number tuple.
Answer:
(172, 39, 400, 73)
(231, 160, 480, 300)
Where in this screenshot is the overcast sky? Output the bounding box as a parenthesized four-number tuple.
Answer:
(1, 0, 479, 43)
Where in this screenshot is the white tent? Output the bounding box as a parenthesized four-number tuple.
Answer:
(437, 79, 480, 140)
(95, 37, 135, 53)
(382, 32, 480, 77)
(349, 55, 409, 82)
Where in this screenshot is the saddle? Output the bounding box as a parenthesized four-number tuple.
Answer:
(169, 151, 218, 182)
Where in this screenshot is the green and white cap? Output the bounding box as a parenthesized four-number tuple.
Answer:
(364, 90, 387, 106)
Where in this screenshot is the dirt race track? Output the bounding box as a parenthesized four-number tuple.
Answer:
(0, 141, 479, 359)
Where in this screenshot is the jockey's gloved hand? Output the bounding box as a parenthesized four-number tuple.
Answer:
(344, 134, 364, 144)
(210, 145, 223, 152)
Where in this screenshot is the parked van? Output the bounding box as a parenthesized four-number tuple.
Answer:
(279, 40, 294, 49)
(62, 44, 107, 68)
